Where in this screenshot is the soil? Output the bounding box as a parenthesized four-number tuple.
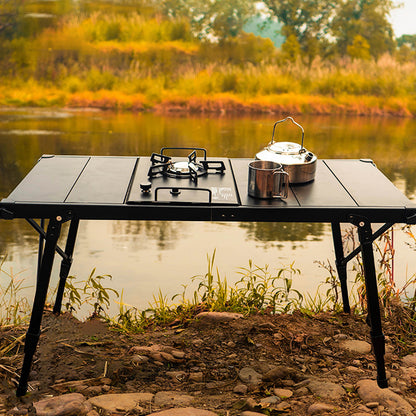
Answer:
(1, 308, 416, 415)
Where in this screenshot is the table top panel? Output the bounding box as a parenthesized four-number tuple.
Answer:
(324, 159, 411, 207)
(65, 156, 137, 204)
(5, 155, 90, 203)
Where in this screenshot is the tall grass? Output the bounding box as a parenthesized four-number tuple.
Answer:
(0, 11, 415, 115)
(1, 225, 415, 335)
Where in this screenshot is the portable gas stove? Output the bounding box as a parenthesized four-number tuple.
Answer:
(127, 147, 239, 205)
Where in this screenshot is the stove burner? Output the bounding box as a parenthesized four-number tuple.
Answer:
(147, 147, 226, 184)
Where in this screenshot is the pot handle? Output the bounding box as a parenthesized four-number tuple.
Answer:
(271, 117, 305, 152)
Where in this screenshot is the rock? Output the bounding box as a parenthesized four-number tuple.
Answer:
(233, 384, 248, 394)
(194, 312, 243, 324)
(33, 393, 92, 416)
(308, 380, 345, 400)
(241, 412, 266, 416)
(239, 367, 263, 385)
(345, 365, 365, 374)
(189, 372, 204, 382)
(294, 387, 309, 396)
(338, 340, 372, 355)
(307, 402, 337, 415)
(166, 371, 187, 382)
(131, 354, 150, 364)
(401, 353, 416, 367)
(273, 388, 293, 399)
(88, 392, 153, 413)
(243, 398, 258, 410)
(356, 380, 414, 416)
(129, 344, 185, 362)
(351, 413, 373, 416)
(259, 396, 280, 405)
(51, 377, 108, 394)
(147, 408, 218, 416)
(153, 391, 194, 407)
(262, 365, 301, 382)
(275, 402, 291, 411)
(333, 334, 348, 341)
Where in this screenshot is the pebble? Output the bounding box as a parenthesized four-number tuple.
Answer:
(238, 367, 263, 385)
(338, 340, 372, 355)
(307, 402, 337, 415)
(307, 379, 346, 400)
(147, 408, 218, 416)
(356, 379, 414, 415)
(233, 383, 248, 394)
(153, 391, 194, 407)
(262, 365, 300, 382)
(401, 352, 416, 367)
(259, 395, 280, 404)
(33, 393, 92, 416)
(88, 392, 154, 413)
(273, 388, 293, 398)
(193, 311, 243, 324)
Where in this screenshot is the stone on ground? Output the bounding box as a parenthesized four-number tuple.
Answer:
(147, 408, 219, 416)
(88, 392, 154, 413)
(33, 393, 92, 416)
(356, 379, 414, 415)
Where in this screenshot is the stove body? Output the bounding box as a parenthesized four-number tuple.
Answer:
(128, 148, 239, 205)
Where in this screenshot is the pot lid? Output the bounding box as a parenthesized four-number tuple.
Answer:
(267, 141, 303, 155)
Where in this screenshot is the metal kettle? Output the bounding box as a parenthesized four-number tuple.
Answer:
(255, 117, 317, 184)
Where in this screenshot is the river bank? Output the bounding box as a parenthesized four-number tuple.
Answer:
(1, 88, 415, 118)
(1, 309, 416, 415)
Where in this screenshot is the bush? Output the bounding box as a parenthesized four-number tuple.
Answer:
(86, 69, 117, 91)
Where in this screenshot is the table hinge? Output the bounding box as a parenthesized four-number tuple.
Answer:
(0, 208, 14, 219)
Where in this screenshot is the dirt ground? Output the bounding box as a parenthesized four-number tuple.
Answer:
(1, 308, 416, 415)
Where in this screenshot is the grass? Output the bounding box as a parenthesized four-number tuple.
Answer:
(1, 226, 415, 337)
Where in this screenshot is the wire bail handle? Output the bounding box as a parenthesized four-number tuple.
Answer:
(270, 117, 305, 153)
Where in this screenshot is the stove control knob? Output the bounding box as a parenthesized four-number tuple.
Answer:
(140, 182, 152, 193)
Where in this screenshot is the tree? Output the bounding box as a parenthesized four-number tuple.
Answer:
(397, 34, 416, 50)
(281, 33, 301, 62)
(330, 0, 396, 59)
(347, 34, 371, 60)
(158, 0, 255, 41)
(0, 0, 24, 39)
(262, 0, 336, 63)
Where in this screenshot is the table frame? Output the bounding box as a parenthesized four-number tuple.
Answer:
(1, 156, 415, 396)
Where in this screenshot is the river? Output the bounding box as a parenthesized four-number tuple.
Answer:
(0, 108, 415, 317)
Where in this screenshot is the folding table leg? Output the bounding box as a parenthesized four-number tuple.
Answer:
(331, 222, 350, 313)
(355, 218, 388, 388)
(16, 217, 62, 397)
(53, 218, 79, 315)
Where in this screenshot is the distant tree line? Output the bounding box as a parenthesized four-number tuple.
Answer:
(0, 0, 415, 64)
(157, 0, 408, 62)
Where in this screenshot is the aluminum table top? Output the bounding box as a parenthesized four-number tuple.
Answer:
(1, 155, 415, 224)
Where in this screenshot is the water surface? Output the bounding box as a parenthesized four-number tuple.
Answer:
(0, 109, 415, 316)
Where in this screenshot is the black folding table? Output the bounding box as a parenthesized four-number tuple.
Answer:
(1, 155, 415, 396)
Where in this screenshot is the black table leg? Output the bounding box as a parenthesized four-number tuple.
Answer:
(354, 218, 388, 388)
(53, 218, 79, 315)
(331, 222, 351, 313)
(16, 217, 62, 397)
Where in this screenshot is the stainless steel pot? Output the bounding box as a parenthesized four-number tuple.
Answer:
(255, 117, 317, 184)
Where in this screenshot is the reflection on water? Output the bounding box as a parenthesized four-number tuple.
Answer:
(240, 222, 325, 245)
(0, 109, 416, 313)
